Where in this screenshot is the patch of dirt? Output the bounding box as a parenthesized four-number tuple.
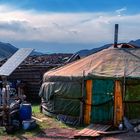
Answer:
(29, 128, 78, 140)
(101, 131, 140, 140)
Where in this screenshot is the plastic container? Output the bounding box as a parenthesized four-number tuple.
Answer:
(118, 122, 123, 130)
(19, 103, 32, 121)
(22, 119, 36, 130)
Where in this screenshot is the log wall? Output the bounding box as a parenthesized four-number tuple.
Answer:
(8, 64, 55, 101)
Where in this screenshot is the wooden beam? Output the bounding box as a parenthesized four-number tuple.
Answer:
(114, 80, 123, 126)
(84, 80, 92, 124)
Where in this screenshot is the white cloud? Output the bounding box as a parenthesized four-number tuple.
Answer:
(116, 7, 127, 16)
(0, 4, 139, 45)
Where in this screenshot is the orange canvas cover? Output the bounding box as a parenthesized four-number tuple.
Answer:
(43, 48, 140, 81)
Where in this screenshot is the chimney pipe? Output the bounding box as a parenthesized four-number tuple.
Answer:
(114, 24, 119, 48)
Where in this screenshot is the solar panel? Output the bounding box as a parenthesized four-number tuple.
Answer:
(0, 48, 34, 76)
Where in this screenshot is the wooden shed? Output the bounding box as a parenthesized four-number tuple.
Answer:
(7, 64, 55, 101)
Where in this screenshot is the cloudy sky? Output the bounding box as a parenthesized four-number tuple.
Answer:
(0, 0, 140, 53)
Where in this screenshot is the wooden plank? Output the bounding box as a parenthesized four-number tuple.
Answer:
(77, 124, 94, 134)
(32, 116, 43, 122)
(82, 124, 100, 136)
(90, 124, 111, 137)
(99, 130, 128, 135)
(74, 124, 111, 138)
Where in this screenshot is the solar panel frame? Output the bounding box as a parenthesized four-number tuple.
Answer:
(0, 48, 34, 76)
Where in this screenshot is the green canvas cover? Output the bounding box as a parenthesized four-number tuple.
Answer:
(124, 79, 140, 119)
(91, 79, 114, 123)
(54, 97, 80, 116)
(39, 81, 82, 117)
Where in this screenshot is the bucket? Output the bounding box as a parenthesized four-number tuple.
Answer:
(22, 119, 36, 130)
(19, 103, 32, 121)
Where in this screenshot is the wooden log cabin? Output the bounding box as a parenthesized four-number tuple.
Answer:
(7, 64, 56, 101)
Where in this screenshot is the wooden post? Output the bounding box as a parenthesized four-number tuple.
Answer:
(84, 80, 92, 125)
(114, 80, 123, 126)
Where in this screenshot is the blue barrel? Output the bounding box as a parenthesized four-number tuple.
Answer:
(19, 103, 32, 121)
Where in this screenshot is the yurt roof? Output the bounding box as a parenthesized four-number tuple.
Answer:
(44, 48, 140, 81)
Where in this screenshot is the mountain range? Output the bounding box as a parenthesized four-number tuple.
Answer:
(0, 42, 18, 61)
(0, 42, 43, 61)
(0, 39, 140, 61)
(76, 39, 140, 57)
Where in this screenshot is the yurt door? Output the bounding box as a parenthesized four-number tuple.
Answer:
(91, 79, 114, 123)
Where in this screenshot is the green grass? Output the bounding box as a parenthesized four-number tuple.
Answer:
(31, 103, 68, 129)
(32, 103, 40, 114)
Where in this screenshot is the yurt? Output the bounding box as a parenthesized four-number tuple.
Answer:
(39, 47, 140, 126)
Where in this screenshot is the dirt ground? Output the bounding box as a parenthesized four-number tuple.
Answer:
(1, 127, 140, 140)
(0, 112, 140, 140)
(29, 129, 140, 140)
(101, 131, 140, 140)
(29, 128, 78, 140)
